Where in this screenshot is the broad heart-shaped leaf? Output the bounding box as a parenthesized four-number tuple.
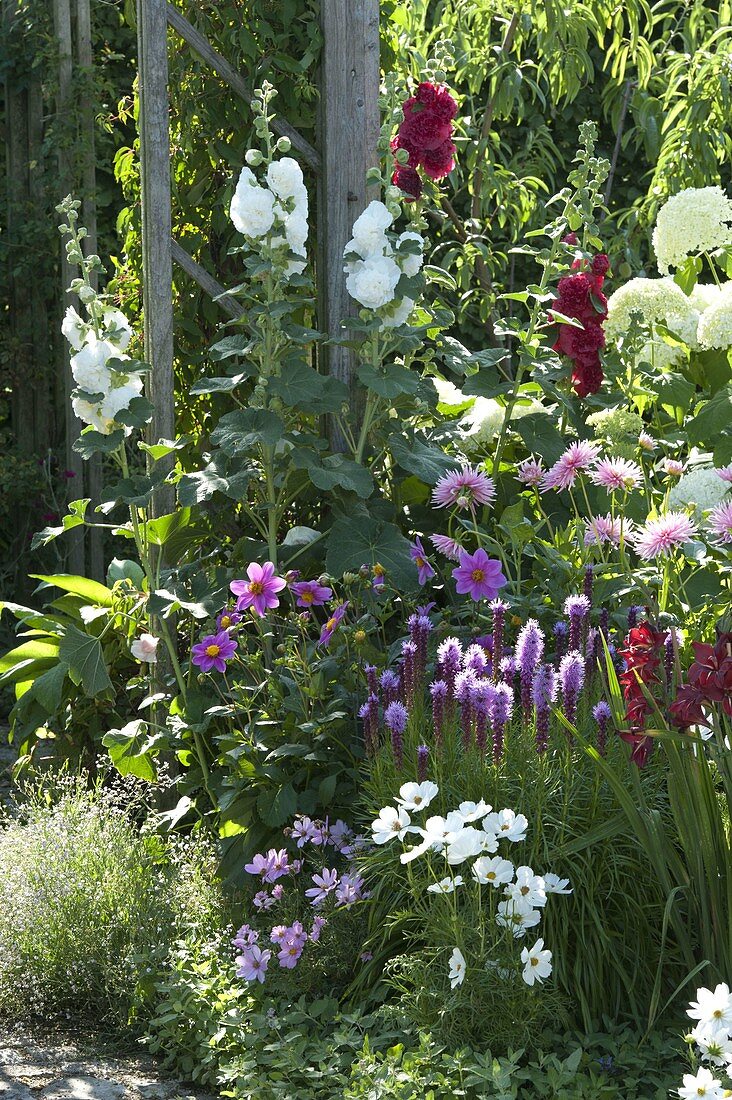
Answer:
(358, 361, 420, 397)
(268, 363, 349, 413)
(177, 464, 254, 506)
(100, 470, 165, 509)
(655, 371, 696, 410)
(326, 514, 417, 590)
(31, 573, 114, 608)
(514, 413, 566, 466)
(300, 453, 374, 499)
(73, 428, 125, 459)
(114, 395, 155, 429)
(189, 372, 254, 395)
(107, 558, 145, 588)
(209, 333, 254, 361)
(686, 384, 732, 447)
(138, 436, 191, 461)
(31, 662, 68, 712)
(257, 782, 297, 827)
(102, 720, 157, 782)
(210, 408, 284, 454)
(145, 507, 193, 547)
(58, 625, 113, 697)
(31, 499, 90, 551)
(388, 433, 460, 484)
(0, 639, 60, 681)
(462, 375, 513, 400)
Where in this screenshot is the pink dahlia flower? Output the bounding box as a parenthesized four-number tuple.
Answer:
(716, 464, 732, 484)
(452, 547, 507, 602)
(590, 457, 643, 493)
(540, 441, 601, 492)
(191, 630, 237, 673)
(231, 561, 286, 616)
(432, 465, 495, 510)
(633, 512, 697, 559)
(584, 514, 624, 547)
(638, 431, 656, 452)
(516, 458, 545, 487)
(706, 499, 732, 544)
(429, 533, 463, 561)
(410, 535, 436, 585)
(663, 459, 684, 477)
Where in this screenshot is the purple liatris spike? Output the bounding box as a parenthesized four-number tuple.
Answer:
(470, 679, 495, 754)
(515, 619, 545, 725)
(429, 680, 448, 751)
(384, 701, 408, 771)
(559, 651, 585, 729)
(464, 643, 489, 677)
(583, 564, 594, 605)
(455, 669, 477, 751)
(592, 700, 611, 756)
(489, 682, 513, 764)
(500, 654, 517, 682)
(358, 693, 379, 756)
(364, 664, 378, 696)
(564, 595, 591, 653)
(417, 744, 429, 783)
(553, 622, 568, 664)
(627, 604, 644, 630)
(531, 663, 557, 753)
(408, 614, 433, 683)
(490, 598, 509, 682)
(436, 637, 462, 699)
(401, 640, 418, 706)
(599, 607, 609, 639)
(380, 669, 400, 707)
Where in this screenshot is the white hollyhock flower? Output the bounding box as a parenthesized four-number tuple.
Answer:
(395, 231, 424, 276)
(448, 946, 466, 988)
(266, 157, 305, 200)
(346, 254, 402, 309)
(283, 210, 308, 254)
(677, 1066, 724, 1099)
(371, 805, 413, 844)
(396, 781, 439, 812)
(457, 799, 492, 823)
(62, 305, 88, 350)
(484, 808, 528, 843)
(131, 634, 159, 663)
(543, 873, 572, 895)
(349, 200, 393, 256)
(496, 896, 541, 938)
(446, 826, 485, 865)
(379, 297, 415, 329)
(472, 855, 514, 887)
(520, 938, 553, 986)
(101, 307, 133, 351)
(688, 984, 732, 1037)
(427, 875, 463, 894)
(505, 866, 547, 908)
(71, 335, 128, 394)
(230, 169, 276, 238)
(653, 186, 732, 274)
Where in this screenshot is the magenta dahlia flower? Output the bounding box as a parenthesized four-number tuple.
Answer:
(452, 547, 507, 602)
(541, 441, 601, 492)
(410, 536, 436, 585)
(516, 457, 545, 487)
(706, 499, 732, 544)
(291, 579, 333, 608)
(216, 608, 241, 630)
(191, 630, 237, 673)
(318, 602, 349, 647)
(716, 464, 732, 484)
(633, 512, 697, 559)
(230, 562, 286, 616)
(432, 465, 495, 510)
(590, 457, 643, 493)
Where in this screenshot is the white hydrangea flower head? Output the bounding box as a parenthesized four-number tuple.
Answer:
(346, 254, 401, 309)
(653, 186, 732, 274)
(70, 335, 128, 394)
(395, 231, 424, 276)
(605, 277, 698, 351)
(668, 465, 730, 518)
(460, 396, 545, 451)
(101, 307, 133, 351)
(380, 297, 415, 329)
(689, 282, 727, 313)
(697, 283, 732, 350)
(349, 200, 394, 257)
(230, 168, 276, 238)
(265, 157, 305, 201)
(61, 305, 88, 351)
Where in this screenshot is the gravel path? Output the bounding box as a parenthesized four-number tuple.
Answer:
(0, 1027, 215, 1100)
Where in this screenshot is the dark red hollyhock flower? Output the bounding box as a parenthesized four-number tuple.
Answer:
(390, 132, 420, 167)
(391, 165, 423, 201)
(551, 264, 609, 397)
(392, 81, 458, 193)
(401, 103, 453, 150)
(592, 253, 610, 277)
(555, 273, 594, 317)
(562, 232, 579, 245)
(422, 139, 456, 181)
(555, 319, 606, 360)
(571, 358, 604, 398)
(618, 623, 665, 766)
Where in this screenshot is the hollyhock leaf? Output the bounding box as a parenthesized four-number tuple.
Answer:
(31, 573, 114, 607)
(190, 373, 254, 395)
(100, 472, 163, 509)
(146, 508, 194, 548)
(686, 384, 732, 446)
(73, 428, 126, 459)
(177, 469, 230, 505)
(423, 265, 457, 291)
(258, 783, 297, 827)
(299, 454, 374, 499)
(114, 395, 155, 429)
(139, 437, 192, 460)
(327, 514, 416, 590)
(514, 414, 566, 466)
(461, 375, 513, 399)
(31, 662, 69, 712)
(269, 363, 349, 413)
(210, 409, 285, 453)
(59, 625, 113, 697)
(655, 372, 696, 410)
(358, 362, 420, 397)
(102, 720, 160, 782)
(106, 558, 145, 587)
(209, 334, 255, 361)
(388, 433, 460, 483)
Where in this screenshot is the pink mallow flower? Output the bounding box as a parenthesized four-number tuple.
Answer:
(230, 562, 286, 616)
(452, 548, 507, 602)
(540, 441, 601, 492)
(305, 868, 340, 906)
(590, 457, 642, 493)
(191, 630, 237, 673)
(410, 536, 436, 585)
(633, 512, 697, 559)
(432, 465, 495, 510)
(291, 579, 333, 608)
(236, 944, 271, 982)
(706, 499, 732, 544)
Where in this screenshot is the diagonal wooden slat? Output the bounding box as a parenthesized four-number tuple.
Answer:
(171, 237, 243, 320)
(165, 3, 320, 171)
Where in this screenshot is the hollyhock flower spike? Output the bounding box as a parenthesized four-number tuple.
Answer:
(191, 630, 237, 673)
(432, 465, 495, 510)
(452, 548, 507, 602)
(231, 562, 286, 616)
(410, 536, 436, 585)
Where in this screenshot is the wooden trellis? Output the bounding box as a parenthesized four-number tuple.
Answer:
(136, 0, 381, 470)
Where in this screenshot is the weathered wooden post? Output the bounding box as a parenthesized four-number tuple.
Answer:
(317, 0, 380, 451)
(137, 0, 175, 516)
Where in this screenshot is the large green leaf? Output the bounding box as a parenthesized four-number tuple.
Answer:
(0, 639, 60, 682)
(210, 409, 284, 454)
(301, 454, 374, 499)
(514, 413, 566, 465)
(686, 384, 732, 447)
(103, 720, 158, 782)
(145, 508, 193, 547)
(326, 514, 416, 589)
(31, 499, 90, 551)
(358, 361, 420, 397)
(32, 574, 114, 608)
(388, 433, 459, 484)
(31, 663, 69, 712)
(58, 625, 113, 697)
(269, 363, 348, 413)
(258, 782, 297, 827)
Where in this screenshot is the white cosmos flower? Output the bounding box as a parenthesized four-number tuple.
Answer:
(266, 157, 305, 200)
(448, 947, 466, 989)
(427, 875, 463, 894)
(457, 799, 492, 823)
(130, 634, 159, 663)
(543, 873, 572, 895)
(472, 855, 514, 887)
(102, 307, 133, 351)
(484, 808, 528, 843)
(62, 305, 88, 350)
(495, 897, 541, 939)
(395, 231, 424, 276)
(688, 984, 732, 1036)
(677, 1066, 724, 1099)
(401, 812, 462, 864)
(371, 805, 413, 845)
(230, 170, 276, 238)
(520, 938, 553, 987)
(446, 826, 485, 865)
(346, 254, 402, 309)
(506, 866, 547, 908)
(350, 200, 393, 256)
(690, 1026, 732, 1067)
(396, 781, 439, 812)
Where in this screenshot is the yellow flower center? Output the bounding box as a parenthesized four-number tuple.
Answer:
(520, 885, 530, 895)
(530, 956, 539, 966)
(220, 616, 231, 628)
(249, 581, 264, 594)
(300, 590, 314, 603)
(205, 644, 220, 657)
(487, 872, 496, 881)
(415, 555, 425, 567)
(373, 563, 385, 577)
(326, 617, 337, 631)
(471, 568, 485, 582)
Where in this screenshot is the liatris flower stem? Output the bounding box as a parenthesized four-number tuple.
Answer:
(409, 614, 432, 686)
(532, 663, 557, 753)
(593, 700, 611, 756)
(384, 701, 408, 771)
(599, 607, 609, 639)
(583, 564, 594, 605)
(380, 669, 400, 707)
(455, 671, 476, 752)
(417, 744, 429, 783)
(565, 595, 590, 653)
(553, 622, 568, 665)
(430, 680, 447, 753)
(364, 663, 378, 696)
(490, 682, 513, 764)
(490, 599, 508, 683)
(358, 693, 380, 757)
(401, 640, 417, 707)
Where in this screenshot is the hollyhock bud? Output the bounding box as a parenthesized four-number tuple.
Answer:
(591, 254, 610, 277)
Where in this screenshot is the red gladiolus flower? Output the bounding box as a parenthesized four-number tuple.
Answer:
(618, 622, 665, 766)
(671, 633, 732, 726)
